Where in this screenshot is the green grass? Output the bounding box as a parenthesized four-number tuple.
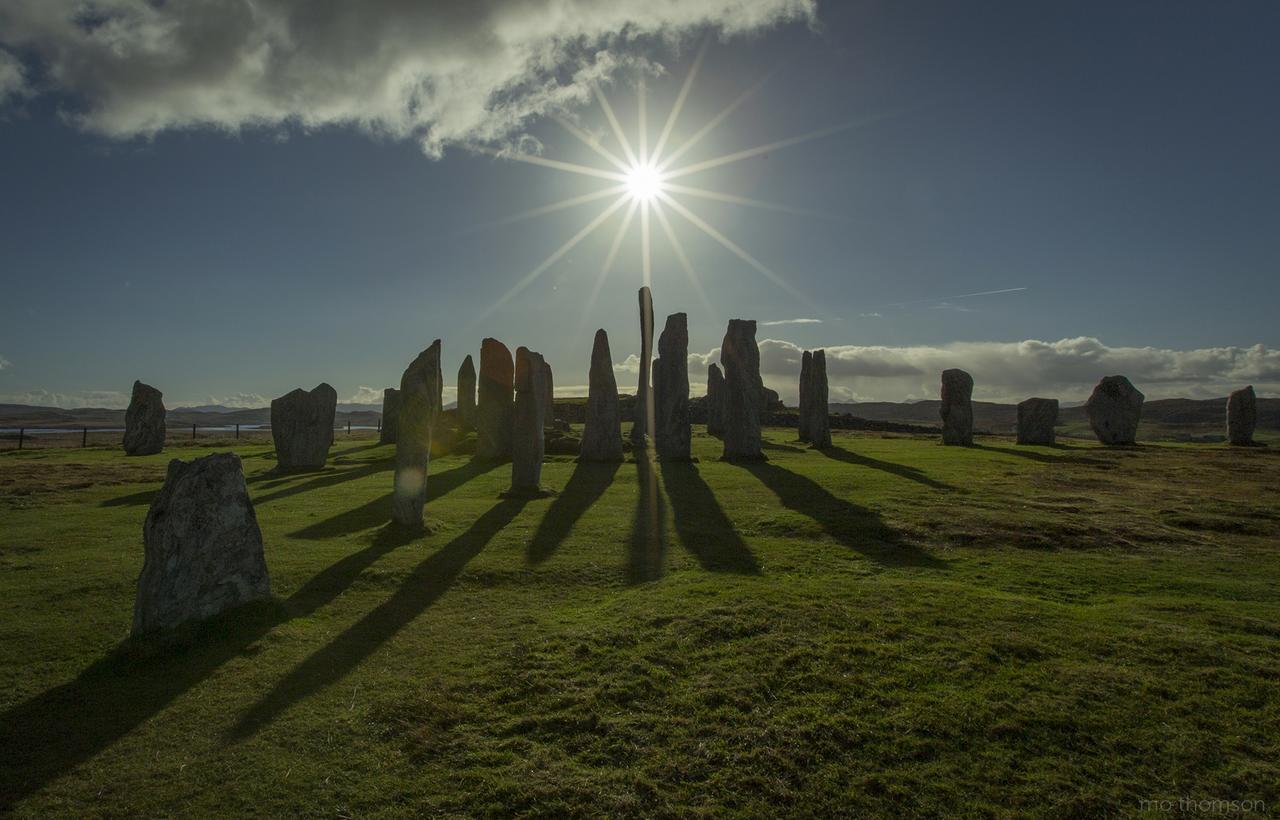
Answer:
(1, 429, 1278, 817)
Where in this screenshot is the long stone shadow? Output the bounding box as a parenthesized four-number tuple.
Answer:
(971, 443, 1105, 466)
(229, 498, 527, 739)
(288, 460, 500, 541)
(527, 461, 621, 564)
(734, 461, 948, 569)
(0, 515, 429, 808)
(822, 446, 956, 491)
(660, 461, 760, 574)
(252, 458, 393, 505)
(627, 454, 666, 584)
(99, 488, 160, 508)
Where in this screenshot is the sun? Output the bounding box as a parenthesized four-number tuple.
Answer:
(625, 162, 664, 202)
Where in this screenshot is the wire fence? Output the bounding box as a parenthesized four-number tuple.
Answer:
(0, 420, 382, 451)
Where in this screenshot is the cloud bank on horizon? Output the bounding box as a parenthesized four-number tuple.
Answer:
(0, 0, 815, 155)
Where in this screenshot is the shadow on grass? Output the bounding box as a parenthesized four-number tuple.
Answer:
(252, 457, 393, 505)
(627, 454, 666, 584)
(971, 443, 1105, 466)
(762, 440, 804, 453)
(734, 461, 947, 569)
(229, 498, 528, 740)
(822, 446, 956, 491)
(660, 461, 760, 574)
(99, 488, 160, 508)
(527, 461, 621, 564)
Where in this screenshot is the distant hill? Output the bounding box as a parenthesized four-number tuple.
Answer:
(0, 402, 383, 429)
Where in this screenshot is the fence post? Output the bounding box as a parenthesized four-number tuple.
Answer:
(235, 423, 240, 439)
(17, 428, 23, 450)
(82, 427, 88, 448)
(192, 424, 197, 440)
(347, 419, 352, 435)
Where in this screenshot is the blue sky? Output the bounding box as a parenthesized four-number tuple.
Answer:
(1, 1, 1277, 407)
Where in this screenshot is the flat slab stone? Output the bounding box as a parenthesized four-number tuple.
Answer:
(1227, 385, 1257, 446)
(807, 350, 831, 449)
(721, 319, 765, 461)
(940, 369, 974, 446)
(123, 380, 166, 456)
(511, 346, 548, 492)
(798, 351, 813, 443)
(270, 383, 337, 470)
(653, 312, 691, 461)
(475, 338, 515, 461)
(1016, 397, 1059, 445)
(392, 341, 443, 528)
(1086, 375, 1144, 445)
(380, 388, 400, 445)
(706, 364, 726, 439)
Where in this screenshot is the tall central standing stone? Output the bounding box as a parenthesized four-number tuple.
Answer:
(940, 369, 975, 446)
(1227, 385, 1257, 446)
(653, 312, 692, 461)
(271, 383, 338, 470)
(457, 355, 477, 433)
(392, 341, 442, 528)
(721, 319, 765, 461)
(581, 329, 624, 462)
(807, 350, 832, 449)
(706, 364, 726, 438)
(509, 346, 549, 494)
(631, 286, 655, 444)
(797, 351, 813, 443)
(475, 338, 515, 461)
(123, 380, 166, 455)
(1086, 375, 1144, 445)
(380, 388, 400, 445)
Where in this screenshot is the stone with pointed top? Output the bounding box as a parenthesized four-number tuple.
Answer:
(798, 351, 813, 443)
(1227, 385, 1257, 446)
(1086, 375, 1144, 445)
(706, 364, 726, 439)
(631, 286, 655, 444)
(940, 369, 975, 446)
(270, 383, 337, 469)
(475, 338, 515, 461)
(581, 329, 624, 462)
(721, 319, 765, 461)
(1016, 397, 1058, 445)
(457, 355, 476, 433)
(123, 380, 166, 455)
(392, 341, 442, 528)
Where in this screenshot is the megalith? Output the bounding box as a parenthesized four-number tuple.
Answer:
(1227, 385, 1257, 446)
(940, 369, 974, 446)
(380, 388, 400, 445)
(706, 364, 726, 439)
(133, 452, 270, 636)
(807, 350, 831, 449)
(631, 286, 655, 444)
(798, 350, 813, 443)
(509, 346, 549, 494)
(721, 319, 765, 461)
(1016, 397, 1059, 445)
(457, 355, 477, 433)
(123, 380, 166, 456)
(1086, 375, 1144, 445)
(475, 338, 515, 461)
(392, 341, 443, 528)
(580, 329, 624, 462)
(543, 359, 555, 428)
(653, 312, 692, 461)
(270, 383, 337, 470)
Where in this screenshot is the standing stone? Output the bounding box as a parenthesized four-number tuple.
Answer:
(510, 346, 548, 493)
(631, 286, 655, 444)
(380, 388, 400, 445)
(652, 313, 692, 461)
(270, 383, 337, 470)
(1016, 397, 1059, 445)
(721, 319, 765, 461)
(940, 369, 975, 446)
(581, 329, 624, 462)
(123, 380, 166, 455)
(798, 351, 813, 443)
(706, 364, 726, 438)
(457, 356, 477, 433)
(1086, 375, 1144, 445)
(807, 350, 832, 449)
(133, 452, 269, 636)
(475, 338, 515, 461)
(543, 360, 555, 428)
(1227, 385, 1257, 446)
(392, 341, 442, 528)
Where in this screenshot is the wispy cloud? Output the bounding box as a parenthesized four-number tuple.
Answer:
(881, 286, 1028, 310)
(0, 354, 11, 371)
(760, 318, 823, 326)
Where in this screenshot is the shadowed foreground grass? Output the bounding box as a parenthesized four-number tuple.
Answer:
(1, 429, 1277, 816)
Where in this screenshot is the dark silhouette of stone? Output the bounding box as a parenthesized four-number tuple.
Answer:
(760, 387, 785, 413)
(940, 369, 974, 446)
(1086, 375, 1144, 445)
(581, 329, 624, 462)
(392, 341, 442, 528)
(457, 355, 476, 433)
(653, 312, 692, 461)
(1227, 385, 1257, 446)
(475, 338, 515, 461)
(270, 383, 337, 469)
(706, 364, 726, 439)
(1016, 397, 1059, 445)
(631, 286, 655, 444)
(807, 350, 832, 449)
(798, 351, 813, 443)
(543, 359, 555, 428)
(123, 380, 166, 456)
(721, 319, 765, 461)
(510, 346, 549, 494)
(133, 452, 269, 636)
(379, 388, 400, 445)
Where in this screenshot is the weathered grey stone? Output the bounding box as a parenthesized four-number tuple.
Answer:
(798, 350, 813, 443)
(457, 355, 476, 433)
(940, 369, 974, 446)
(631, 286, 655, 444)
(270, 383, 337, 469)
(580, 329, 624, 462)
(133, 453, 269, 636)
(392, 341, 443, 528)
(379, 388, 400, 445)
(475, 338, 515, 461)
(543, 359, 555, 428)
(1227, 385, 1257, 446)
(807, 350, 831, 449)
(510, 346, 548, 493)
(653, 312, 692, 461)
(123, 380, 166, 455)
(760, 387, 784, 413)
(1016, 397, 1059, 445)
(721, 319, 765, 461)
(706, 364, 726, 439)
(1086, 375, 1144, 445)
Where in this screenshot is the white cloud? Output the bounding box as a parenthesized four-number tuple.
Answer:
(0, 389, 130, 409)
(0, 354, 11, 371)
(760, 318, 822, 326)
(0, 0, 815, 155)
(346, 385, 390, 405)
(0, 50, 27, 107)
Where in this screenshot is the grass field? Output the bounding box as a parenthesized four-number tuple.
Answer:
(1, 428, 1278, 816)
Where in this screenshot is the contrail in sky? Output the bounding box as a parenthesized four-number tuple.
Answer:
(881, 287, 1028, 309)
